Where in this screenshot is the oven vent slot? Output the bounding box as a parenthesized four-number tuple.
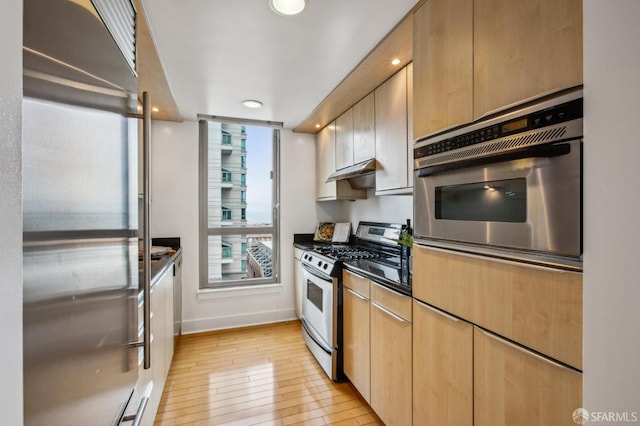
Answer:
(424, 125, 568, 165)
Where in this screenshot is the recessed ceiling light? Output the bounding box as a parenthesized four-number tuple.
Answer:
(315, 124, 321, 128)
(151, 107, 159, 112)
(242, 100, 263, 109)
(391, 58, 401, 66)
(270, 0, 306, 16)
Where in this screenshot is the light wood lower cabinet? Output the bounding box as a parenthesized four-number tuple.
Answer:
(474, 327, 582, 426)
(412, 244, 583, 370)
(413, 300, 473, 426)
(343, 271, 371, 403)
(370, 283, 412, 426)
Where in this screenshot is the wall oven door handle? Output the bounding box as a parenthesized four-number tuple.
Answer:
(417, 142, 572, 177)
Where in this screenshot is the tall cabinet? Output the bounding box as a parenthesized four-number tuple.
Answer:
(413, 0, 582, 138)
(413, 0, 473, 139)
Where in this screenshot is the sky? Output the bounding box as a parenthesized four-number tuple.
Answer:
(244, 125, 273, 224)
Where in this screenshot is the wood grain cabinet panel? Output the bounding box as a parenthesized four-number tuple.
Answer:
(315, 123, 337, 200)
(412, 244, 583, 370)
(375, 67, 409, 193)
(413, 299, 472, 426)
(335, 108, 354, 170)
(412, 0, 473, 139)
(474, 327, 582, 426)
(474, 0, 583, 117)
(353, 93, 376, 164)
(343, 271, 371, 403)
(370, 293, 412, 426)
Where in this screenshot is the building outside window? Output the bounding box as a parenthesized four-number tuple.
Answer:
(199, 118, 280, 287)
(222, 130, 232, 145)
(222, 168, 231, 183)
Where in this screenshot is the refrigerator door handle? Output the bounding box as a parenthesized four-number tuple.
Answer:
(121, 396, 149, 426)
(140, 91, 152, 370)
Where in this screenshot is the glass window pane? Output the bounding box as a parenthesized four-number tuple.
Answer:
(201, 120, 279, 288)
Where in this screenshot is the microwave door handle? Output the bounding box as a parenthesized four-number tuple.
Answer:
(417, 142, 572, 178)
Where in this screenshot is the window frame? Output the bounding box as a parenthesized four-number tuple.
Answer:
(198, 115, 281, 289)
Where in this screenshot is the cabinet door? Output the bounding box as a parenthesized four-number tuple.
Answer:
(353, 93, 375, 164)
(474, 327, 582, 426)
(413, 300, 472, 426)
(406, 62, 414, 188)
(375, 68, 408, 192)
(370, 286, 412, 426)
(315, 123, 337, 199)
(343, 272, 371, 403)
(335, 108, 354, 170)
(474, 0, 583, 118)
(412, 0, 473, 139)
(412, 244, 583, 370)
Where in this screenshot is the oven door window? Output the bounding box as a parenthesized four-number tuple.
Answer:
(435, 178, 527, 222)
(307, 280, 323, 312)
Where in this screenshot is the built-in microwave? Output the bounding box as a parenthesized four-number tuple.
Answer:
(413, 87, 583, 271)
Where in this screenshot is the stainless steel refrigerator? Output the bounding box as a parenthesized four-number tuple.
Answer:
(22, 0, 146, 424)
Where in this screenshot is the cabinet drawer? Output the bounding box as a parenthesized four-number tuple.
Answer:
(343, 269, 370, 298)
(371, 282, 412, 322)
(412, 244, 582, 369)
(474, 327, 582, 426)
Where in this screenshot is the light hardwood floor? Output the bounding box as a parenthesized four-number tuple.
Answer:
(155, 320, 382, 426)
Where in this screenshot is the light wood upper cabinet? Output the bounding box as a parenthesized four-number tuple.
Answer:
(413, 299, 473, 426)
(335, 108, 354, 170)
(406, 62, 414, 188)
(315, 123, 366, 201)
(474, 327, 582, 426)
(370, 282, 412, 426)
(353, 93, 376, 164)
(412, 0, 473, 139)
(412, 245, 583, 370)
(474, 0, 583, 117)
(343, 271, 371, 403)
(315, 123, 337, 200)
(375, 67, 410, 194)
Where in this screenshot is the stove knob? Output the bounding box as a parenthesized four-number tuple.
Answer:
(317, 261, 322, 268)
(323, 264, 329, 270)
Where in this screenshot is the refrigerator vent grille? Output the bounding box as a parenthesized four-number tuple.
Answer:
(92, 0, 137, 73)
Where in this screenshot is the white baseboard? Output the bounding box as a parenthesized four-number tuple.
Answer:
(181, 308, 298, 334)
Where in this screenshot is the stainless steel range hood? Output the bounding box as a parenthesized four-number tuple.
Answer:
(326, 159, 376, 189)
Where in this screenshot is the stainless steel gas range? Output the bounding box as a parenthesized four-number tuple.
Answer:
(300, 222, 409, 380)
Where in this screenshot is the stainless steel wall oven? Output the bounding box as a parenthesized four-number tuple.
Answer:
(413, 87, 583, 270)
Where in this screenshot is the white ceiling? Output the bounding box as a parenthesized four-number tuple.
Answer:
(139, 0, 418, 129)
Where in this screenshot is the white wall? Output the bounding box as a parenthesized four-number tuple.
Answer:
(0, 0, 23, 423)
(150, 121, 317, 332)
(346, 193, 412, 229)
(314, 192, 413, 231)
(583, 0, 640, 417)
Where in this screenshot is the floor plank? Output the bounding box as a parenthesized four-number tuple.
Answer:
(155, 321, 381, 426)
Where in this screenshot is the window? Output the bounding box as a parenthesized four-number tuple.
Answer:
(199, 117, 280, 288)
(222, 241, 232, 258)
(221, 206, 231, 221)
(222, 168, 231, 183)
(222, 130, 232, 145)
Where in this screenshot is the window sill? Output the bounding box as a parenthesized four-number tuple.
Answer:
(197, 283, 283, 300)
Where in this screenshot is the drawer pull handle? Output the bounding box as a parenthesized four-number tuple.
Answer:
(372, 301, 409, 324)
(478, 328, 580, 373)
(346, 287, 368, 301)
